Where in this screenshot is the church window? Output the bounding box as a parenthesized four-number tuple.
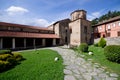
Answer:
(84, 26, 87, 33)
(70, 28, 72, 33)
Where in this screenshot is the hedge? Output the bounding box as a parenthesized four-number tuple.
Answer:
(0, 50, 24, 72)
(78, 43, 88, 52)
(104, 45, 120, 63)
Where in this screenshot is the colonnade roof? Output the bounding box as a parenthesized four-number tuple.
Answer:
(0, 31, 60, 38)
(0, 22, 52, 31)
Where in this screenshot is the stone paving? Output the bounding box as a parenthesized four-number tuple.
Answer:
(49, 47, 119, 80)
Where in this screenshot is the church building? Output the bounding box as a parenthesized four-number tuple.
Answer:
(48, 10, 92, 47)
(0, 10, 93, 50)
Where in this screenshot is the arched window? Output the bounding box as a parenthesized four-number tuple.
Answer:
(70, 28, 72, 33)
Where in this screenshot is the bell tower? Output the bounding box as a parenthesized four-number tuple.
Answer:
(71, 10, 86, 21)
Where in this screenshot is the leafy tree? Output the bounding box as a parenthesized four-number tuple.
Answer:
(91, 10, 120, 26)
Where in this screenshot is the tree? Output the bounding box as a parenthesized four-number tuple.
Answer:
(91, 10, 120, 26)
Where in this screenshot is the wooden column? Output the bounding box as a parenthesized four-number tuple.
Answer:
(53, 38, 56, 46)
(42, 39, 46, 46)
(0, 38, 3, 49)
(33, 38, 36, 48)
(24, 38, 26, 48)
(12, 38, 15, 49)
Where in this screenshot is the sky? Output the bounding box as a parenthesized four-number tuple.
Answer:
(0, 0, 120, 27)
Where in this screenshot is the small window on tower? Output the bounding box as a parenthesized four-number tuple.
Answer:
(65, 29, 67, 32)
(84, 26, 87, 33)
(70, 28, 72, 33)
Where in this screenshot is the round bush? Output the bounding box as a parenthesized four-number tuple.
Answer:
(0, 54, 12, 60)
(7, 57, 17, 65)
(12, 52, 23, 61)
(79, 43, 88, 52)
(98, 37, 106, 48)
(104, 45, 120, 63)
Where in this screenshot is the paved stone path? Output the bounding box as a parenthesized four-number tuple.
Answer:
(49, 47, 119, 80)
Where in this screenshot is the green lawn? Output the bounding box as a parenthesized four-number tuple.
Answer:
(0, 49, 64, 80)
(77, 45, 120, 79)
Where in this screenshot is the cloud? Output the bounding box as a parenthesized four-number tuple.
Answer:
(0, 6, 51, 27)
(87, 9, 107, 21)
(5, 6, 29, 15)
(33, 19, 50, 27)
(88, 11, 102, 21)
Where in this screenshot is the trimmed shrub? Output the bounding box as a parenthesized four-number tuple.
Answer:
(79, 43, 88, 52)
(98, 37, 106, 48)
(104, 45, 120, 63)
(0, 60, 10, 71)
(0, 51, 24, 72)
(12, 52, 23, 61)
(0, 54, 12, 60)
(94, 43, 98, 47)
(7, 57, 17, 65)
(0, 50, 12, 54)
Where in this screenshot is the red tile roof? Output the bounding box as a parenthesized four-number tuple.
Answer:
(0, 22, 52, 31)
(0, 31, 60, 38)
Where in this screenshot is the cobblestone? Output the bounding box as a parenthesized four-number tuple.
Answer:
(49, 47, 119, 80)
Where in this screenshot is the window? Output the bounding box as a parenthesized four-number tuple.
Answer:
(96, 28, 98, 31)
(65, 29, 67, 32)
(107, 25, 111, 29)
(99, 26, 102, 30)
(8, 27, 11, 30)
(107, 25, 111, 31)
(113, 23, 116, 27)
(70, 28, 72, 33)
(118, 22, 120, 26)
(84, 26, 87, 33)
(118, 31, 120, 36)
(65, 37, 67, 43)
(107, 33, 110, 37)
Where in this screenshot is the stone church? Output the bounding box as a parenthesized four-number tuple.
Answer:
(48, 10, 93, 47)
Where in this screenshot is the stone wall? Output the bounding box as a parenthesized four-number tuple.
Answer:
(94, 37, 120, 45)
(69, 19, 81, 46)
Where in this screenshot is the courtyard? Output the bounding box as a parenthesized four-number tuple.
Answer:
(0, 46, 119, 80)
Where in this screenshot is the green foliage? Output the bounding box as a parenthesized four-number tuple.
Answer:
(0, 54, 12, 60)
(91, 10, 120, 25)
(12, 52, 23, 61)
(0, 51, 24, 72)
(94, 43, 98, 47)
(91, 18, 98, 26)
(98, 37, 106, 48)
(0, 60, 10, 71)
(104, 45, 120, 63)
(73, 45, 120, 78)
(0, 50, 12, 54)
(79, 43, 88, 52)
(7, 57, 17, 65)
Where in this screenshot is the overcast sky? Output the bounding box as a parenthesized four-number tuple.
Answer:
(0, 0, 120, 27)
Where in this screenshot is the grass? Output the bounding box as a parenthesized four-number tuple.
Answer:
(0, 49, 64, 80)
(76, 45, 120, 79)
